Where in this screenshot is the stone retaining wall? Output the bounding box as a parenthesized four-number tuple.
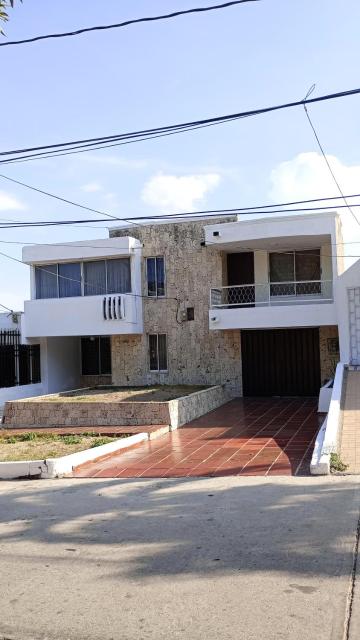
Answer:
(3, 386, 230, 430)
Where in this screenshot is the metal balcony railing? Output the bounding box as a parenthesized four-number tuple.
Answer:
(210, 280, 333, 308)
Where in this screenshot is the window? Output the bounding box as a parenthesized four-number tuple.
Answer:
(81, 336, 111, 375)
(84, 260, 106, 296)
(107, 258, 131, 294)
(269, 250, 321, 296)
(149, 334, 167, 371)
(35, 258, 131, 299)
(58, 262, 82, 298)
(146, 257, 165, 297)
(35, 264, 58, 299)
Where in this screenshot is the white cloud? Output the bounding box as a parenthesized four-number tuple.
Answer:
(81, 182, 103, 193)
(142, 173, 221, 213)
(0, 191, 25, 211)
(269, 152, 360, 203)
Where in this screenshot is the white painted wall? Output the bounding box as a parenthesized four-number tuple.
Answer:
(205, 211, 340, 257)
(210, 302, 337, 331)
(337, 261, 360, 363)
(23, 293, 142, 338)
(0, 383, 44, 408)
(0, 312, 22, 331)
(22, 235, 144, 338)
(22, 236, 141, 266)
(40, 337, 81, 394)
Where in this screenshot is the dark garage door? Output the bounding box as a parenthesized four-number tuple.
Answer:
(241, 328, 320, 397)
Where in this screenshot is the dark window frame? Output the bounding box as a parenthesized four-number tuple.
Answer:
(81, 336, 112, 376)
(146, 256, 166, 297)
(269, 249, 321, 297)
(148, 333, 168, 372)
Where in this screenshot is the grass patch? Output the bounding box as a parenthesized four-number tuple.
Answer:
(330, 453, 349, 473)
(0, 432, 130, 462)
(23, 385, 209, 404)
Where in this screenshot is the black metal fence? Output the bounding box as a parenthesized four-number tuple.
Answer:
(0, 330, 41, 388)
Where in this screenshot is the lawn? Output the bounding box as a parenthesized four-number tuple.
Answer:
(0, 432, 127, 462)
(24, 385, 209, 403)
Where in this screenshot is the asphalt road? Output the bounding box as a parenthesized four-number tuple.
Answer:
(0, 475, 359, 640)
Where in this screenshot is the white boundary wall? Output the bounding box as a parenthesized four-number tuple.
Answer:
(311, 362, 345, 475)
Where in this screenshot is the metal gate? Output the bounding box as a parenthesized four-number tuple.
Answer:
(0, 330, 41, 388)
(241, 328, 321, 397)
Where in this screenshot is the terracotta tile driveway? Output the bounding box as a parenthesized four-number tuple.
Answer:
(73, 397, 322, 478)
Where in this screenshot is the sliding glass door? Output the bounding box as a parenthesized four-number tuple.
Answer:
(269, 250, 321, 297)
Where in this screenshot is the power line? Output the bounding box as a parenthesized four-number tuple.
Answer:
(3, 236, 360, 250)
(0, 247, 179, 303)
(303, 99, 360, 228)
(4, 171, 360, 230)
(1, 86, 360, 164)
(0, 301, 14, 313)
(0, 173, 141, 227)
(0, 1, 259, 48)
(0, 248, 183, 323)
(3, 202, 360, 230)
(0, 117, 247, 166)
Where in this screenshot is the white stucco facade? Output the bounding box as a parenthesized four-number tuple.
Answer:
(22, 236, 143, 338)
(7, 209, 360, 399)
(206, 211, 342, 332)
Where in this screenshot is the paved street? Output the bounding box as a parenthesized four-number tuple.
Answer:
(0, 475, 359, 640)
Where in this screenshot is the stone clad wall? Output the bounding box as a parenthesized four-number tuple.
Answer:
(110, 218, 242, 395)
(3, 385, 230, 429)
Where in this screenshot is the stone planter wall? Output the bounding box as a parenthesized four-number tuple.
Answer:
(3, 385, 230, 430)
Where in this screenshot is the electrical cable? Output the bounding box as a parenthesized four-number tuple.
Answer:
(4, 202, 360, 230)
(0, 1, 259, 48)
(303, 93, 360, 228)
(1, 86, 360, 164)
(3, 172, 360, 229)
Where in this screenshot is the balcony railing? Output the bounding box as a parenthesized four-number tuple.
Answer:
(210, 280, 333, 308)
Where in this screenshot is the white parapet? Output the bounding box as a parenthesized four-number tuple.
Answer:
(311, 362, 345, 475)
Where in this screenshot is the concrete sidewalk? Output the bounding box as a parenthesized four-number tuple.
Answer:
(0, 476, 359, 640)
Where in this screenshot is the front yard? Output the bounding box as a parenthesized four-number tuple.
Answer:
(28, 385, 209, 403)
(0, 432, 125, 462)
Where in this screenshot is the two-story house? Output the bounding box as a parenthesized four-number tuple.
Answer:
(20, 209, 356, 402)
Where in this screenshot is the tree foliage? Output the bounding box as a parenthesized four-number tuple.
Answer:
(0, 1, 21, 34)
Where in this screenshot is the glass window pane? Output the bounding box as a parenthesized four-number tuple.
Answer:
(100, 337, 111, 375)
(84, 260, 106, 296)
(58, 262, 81, 298)
(107, 258, 131, 294)
(269, 253, 294, 282)
(269, 253, 295, 296)
(81, 337, 100, 375)
(35, 264, 58, 299)
(295, 250, 320, 281)
(158, 334, 167, 370)
(147, 258, 156, 297)
(156, 257, 165, 296)
(149, 334, 158, 371)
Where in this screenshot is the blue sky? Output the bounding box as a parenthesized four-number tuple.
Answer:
(1, 0, 360, 310)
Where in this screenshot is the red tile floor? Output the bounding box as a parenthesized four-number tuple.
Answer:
(73, 397, 323, 478)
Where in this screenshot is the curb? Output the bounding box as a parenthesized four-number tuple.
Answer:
(0, 432, 148, 480)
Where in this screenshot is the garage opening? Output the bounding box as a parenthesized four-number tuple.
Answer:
(241, 328, 320, 397)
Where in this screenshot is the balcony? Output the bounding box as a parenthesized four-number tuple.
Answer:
(23, 293, 143, 338)
(209, 280, 337, 330)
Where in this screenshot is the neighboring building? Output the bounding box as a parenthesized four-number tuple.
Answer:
(0, 311, 42, 407)
(19, 210, 358, 399)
